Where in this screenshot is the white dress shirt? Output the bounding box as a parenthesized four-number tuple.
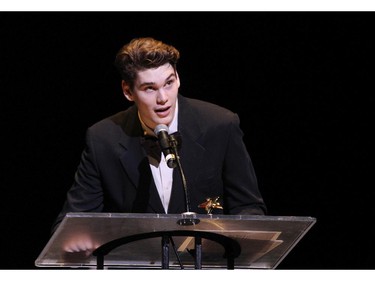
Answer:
(139, 101, 178, 213)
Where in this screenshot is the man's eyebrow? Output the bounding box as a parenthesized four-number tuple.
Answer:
(165, 73, 176, 81)
(139, 81, 155, 87)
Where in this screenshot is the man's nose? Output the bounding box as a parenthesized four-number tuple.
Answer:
(157, 88, 168, 104)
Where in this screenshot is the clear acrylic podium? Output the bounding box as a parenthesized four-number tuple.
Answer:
(35, 212, 316, 269)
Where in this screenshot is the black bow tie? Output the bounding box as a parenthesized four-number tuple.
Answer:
(140, 132, 182, 162)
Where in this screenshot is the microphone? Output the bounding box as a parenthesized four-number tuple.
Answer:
(154, 124, 177, 168)
(154, 124, 198, 224)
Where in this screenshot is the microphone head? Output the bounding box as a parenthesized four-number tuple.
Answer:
(154, 124, 169, 135)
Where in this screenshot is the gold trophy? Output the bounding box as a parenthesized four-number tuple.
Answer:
(198, 196, 223, 214)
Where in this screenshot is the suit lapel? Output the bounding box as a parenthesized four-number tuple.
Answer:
(117, 106, 165, 213)
(168, 96, 207, 213)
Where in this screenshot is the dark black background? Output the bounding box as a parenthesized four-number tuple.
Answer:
(1, 12, 374, 269)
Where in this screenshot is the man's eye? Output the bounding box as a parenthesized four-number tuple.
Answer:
(145, 87, 155, 92)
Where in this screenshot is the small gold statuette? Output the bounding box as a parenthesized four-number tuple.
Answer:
(198, 196, 223, 214)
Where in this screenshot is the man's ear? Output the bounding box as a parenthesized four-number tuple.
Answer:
(176, 70, 181, 88)
(121, 80, 134, 101)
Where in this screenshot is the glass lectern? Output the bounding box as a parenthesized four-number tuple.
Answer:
(35, 212, 316, 269)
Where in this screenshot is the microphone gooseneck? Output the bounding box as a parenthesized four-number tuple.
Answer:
(169, 134, 190, 213)
(154, 124, 198, 225)
(169, 129, 199, 225)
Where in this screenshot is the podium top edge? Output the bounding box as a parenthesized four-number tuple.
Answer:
(65, 212, 317, 222)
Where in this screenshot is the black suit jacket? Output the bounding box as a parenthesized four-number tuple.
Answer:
(53, 95, 266, 230)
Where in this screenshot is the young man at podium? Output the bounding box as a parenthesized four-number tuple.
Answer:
(52, 37, 267, 252)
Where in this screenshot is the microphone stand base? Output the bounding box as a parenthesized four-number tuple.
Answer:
(177, 212, 200, 226)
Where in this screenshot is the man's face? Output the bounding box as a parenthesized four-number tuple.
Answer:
(122, 63, 180, 130)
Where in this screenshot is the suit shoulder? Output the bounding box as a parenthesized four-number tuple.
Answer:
(183, 97, 237, 122)
(88, 106, 136, 134)
(89, 111, 123, 129)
